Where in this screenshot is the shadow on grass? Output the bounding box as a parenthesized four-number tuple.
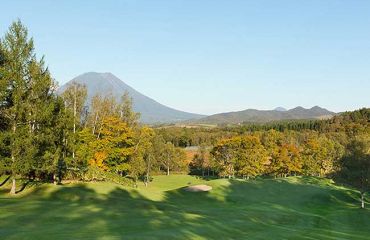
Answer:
(0, 177, 369, 239)
(0, 175, 10, 187)
(15, 180, 33, 194)
(190, 175, 219, 181)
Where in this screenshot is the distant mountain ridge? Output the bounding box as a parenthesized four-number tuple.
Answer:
(274, 107, 287, 112)
(58, 72, 336, 125)
(58, 72, 205, 123)
(191, 106, 335, 124)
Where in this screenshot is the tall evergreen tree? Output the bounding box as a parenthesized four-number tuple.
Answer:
(0, 20, 57, 193)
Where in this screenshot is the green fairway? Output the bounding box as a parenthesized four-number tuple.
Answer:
(0, 175, 369, 240)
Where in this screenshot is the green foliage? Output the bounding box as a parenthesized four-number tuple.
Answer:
(119, 91, 140, 128)
(155, 126, 236, 147)
(0, 20, 64, 191)
(339, 137, 370, 189)
(337, 136, 370, 207)
(83, 166, 132, 185)
(191, 144, 211, 176)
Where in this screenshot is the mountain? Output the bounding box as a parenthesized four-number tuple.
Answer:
(191, 106, 335, 124)
(58, 72, 205, 123)
(274, 107, 287, 112)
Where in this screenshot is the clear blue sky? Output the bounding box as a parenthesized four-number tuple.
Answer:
(1, 0, 369, 115)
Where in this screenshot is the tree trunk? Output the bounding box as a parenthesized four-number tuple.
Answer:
(361, 192, 365, 209)
(73, 84, 77, 135)
(97, 120, 104, 140)
(92, 113, 98, 135)
(53, 173, 58, 185)
(167, 165, 170, 176)
(73, 84, 77, 159)
(10, 123, 17, 195)
(10, 178, 16, 195)
(145, 156, 151, 187)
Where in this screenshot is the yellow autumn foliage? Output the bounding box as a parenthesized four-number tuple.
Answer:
(89, 151, 109, 171)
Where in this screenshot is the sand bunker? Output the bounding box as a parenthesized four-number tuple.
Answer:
(185, 185, 212, 192)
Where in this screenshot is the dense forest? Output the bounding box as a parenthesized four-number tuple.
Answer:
(0, 21, 369, 207)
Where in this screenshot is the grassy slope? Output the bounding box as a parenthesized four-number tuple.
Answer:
(0, 175, 369, 240)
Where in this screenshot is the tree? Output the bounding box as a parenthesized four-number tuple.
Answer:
(97, 94, 116, 138)
(235, 136, 267, 179)
(174, 147, 187, 173)
(150, 134, 166, 174)
(302, 134, 339, 177)
(162, 142, 176, 176)
(0, 42, 10, 176)
(270, 144, 302, 178)
(61, 81, 87, 159)
(130, 126, 155, 186)
(118, 91, 140, 128)
(0, 20, 57, 194)
(210, 135, 268, 179)
(90, 93, 103, 136)
(89, 116, 134, 174)
(192, 144, 209, 176)
(211, 138, 238, 178)
(87, 93, 119, 139)
(338, 136, 370, 209)
(157, 141, 187, 176)
(37, 96, 68, 184)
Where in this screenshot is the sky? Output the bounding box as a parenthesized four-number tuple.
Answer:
(1, 0, 370, 115)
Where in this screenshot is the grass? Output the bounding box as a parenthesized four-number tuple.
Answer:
(0, 175, 369, 239)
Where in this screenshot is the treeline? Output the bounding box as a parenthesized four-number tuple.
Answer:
(189, 109, 370, 207)
(206, 130, 347, 178)
(154, 120, 327, 147)
(160, 110, 369, 185)
(192, 108, 369, 178)
(230, 119, 326, 132)
(222, 109, 370, 134)
(155, 127, 237, 147)
(0, 21, 187, 193)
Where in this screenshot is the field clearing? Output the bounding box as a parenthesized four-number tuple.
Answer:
(0, 175, 369, 239)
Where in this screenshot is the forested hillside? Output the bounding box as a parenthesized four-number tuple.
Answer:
(191, 106, 335, 124)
